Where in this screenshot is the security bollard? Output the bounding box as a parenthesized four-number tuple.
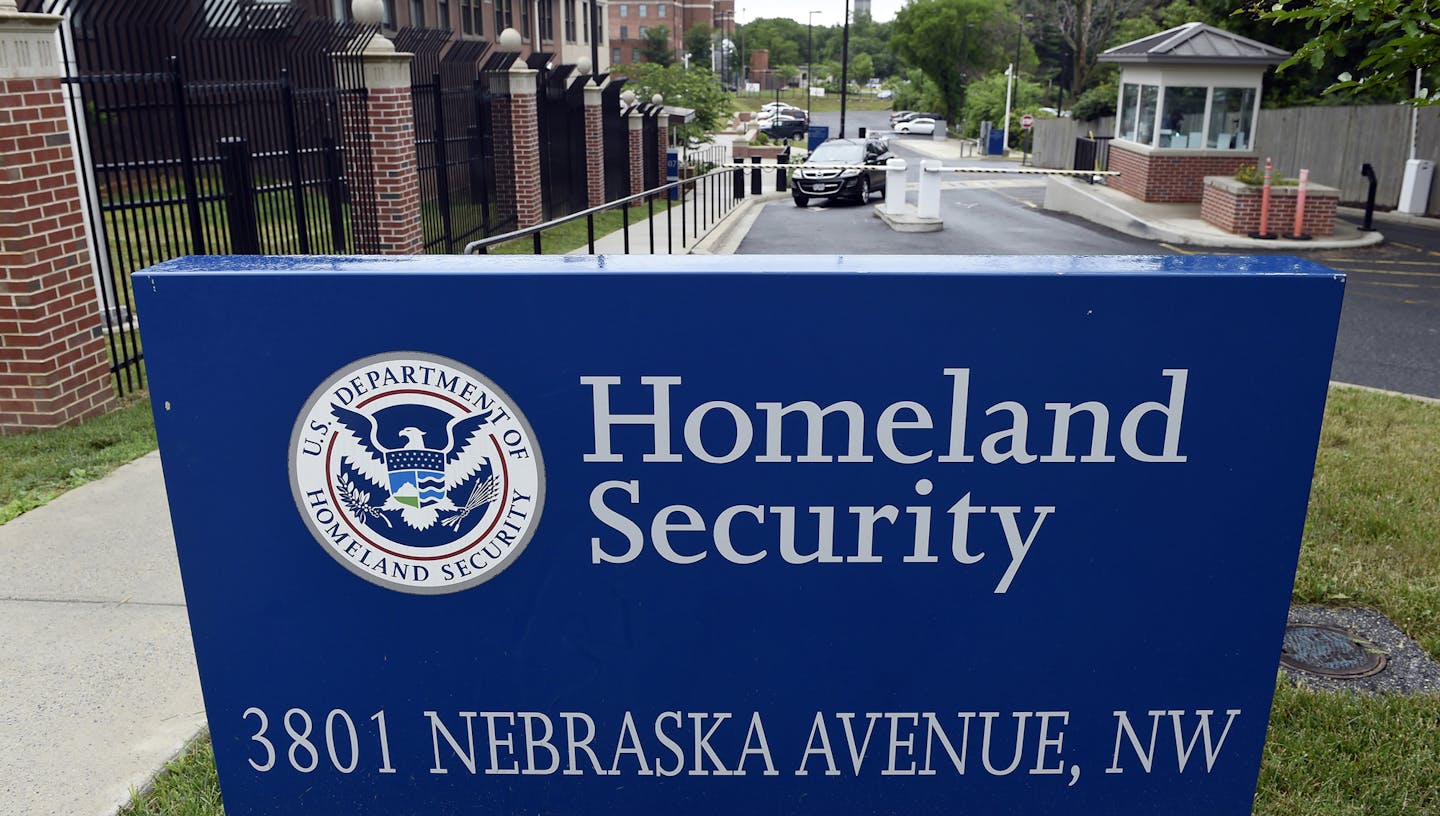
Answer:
(917, 160, 942, 219)
(885, 158, 907, 213)
(751, 156, 762, 196)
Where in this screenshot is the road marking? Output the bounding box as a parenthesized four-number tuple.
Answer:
(1324, 258, 1440, 267)
(1351, 280, 1440, 290)
(1392, 242, 1427, 253)
(1159, 242, 1195, 255)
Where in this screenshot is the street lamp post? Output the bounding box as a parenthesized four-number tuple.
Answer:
(839, 0, 850, 138)
(808, 10, 821, 126)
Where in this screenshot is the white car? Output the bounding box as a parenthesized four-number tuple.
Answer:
(893, 117, 936, 135)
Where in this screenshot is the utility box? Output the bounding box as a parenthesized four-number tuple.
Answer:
(1398, 158, 1434, 215)
(933, 120, 947, 141)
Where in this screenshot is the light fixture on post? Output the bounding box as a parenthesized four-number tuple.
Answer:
(575, 55, 592, 76)
(621, 89, 636, 112)
(499, 26, 522, 52)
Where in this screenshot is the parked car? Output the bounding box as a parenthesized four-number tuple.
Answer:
(762, 116, 808, 140)
(876, 89, 895, 100)
(791, 138, 893, 207)
(892, 111, 942, 125)
(889, 110, 915, 124)
(893, 117, 937, 135)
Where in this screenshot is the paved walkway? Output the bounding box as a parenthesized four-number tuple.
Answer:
(0, 452, 204, 816)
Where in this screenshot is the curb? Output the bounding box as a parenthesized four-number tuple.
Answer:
(690, 191, 787, 255)
(1336, 206, 1440, 230)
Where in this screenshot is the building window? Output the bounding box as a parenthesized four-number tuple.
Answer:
(461, 0, 481, 34)
(382, 0, 396, 28)
(438, 0, 450, 29)
(657, 2, 665, 16)
(639, 3, 647, 16)
(539, 0, 553, 40)
(619, 3, 628, 16)
(639, 25, 646, 37)
(495, 0, 513, 34)
(409, 0, 424, 26)
(564, 0, 576, 41)
(613, 46, 621, 64)
(619, 24, 627, 39)
(332, 0, 351, 22)
(1207, 87, 1256, 150)
(520, 0, 530, 38)
(582, 1, 588, 42)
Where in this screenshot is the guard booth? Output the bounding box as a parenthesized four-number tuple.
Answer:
(1098, 22, 1288, 203)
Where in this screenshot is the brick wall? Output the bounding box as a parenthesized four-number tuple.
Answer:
(489, 68, 543, 229)
(365, 85, 424, 254)
(656, 120, 669, 192)
(1108, 143, 1255, 204)
(1201, 179, 1339, 237)
(583, 87, 605, 208)
(0, 76, 115, 431)
(627, 114, 644, 201)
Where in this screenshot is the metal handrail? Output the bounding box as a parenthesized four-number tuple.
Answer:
(464, 166, 743, 255)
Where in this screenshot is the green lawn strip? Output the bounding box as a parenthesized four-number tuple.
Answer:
(1296, 386, 1440, 655)
(485, 198, 677, 255)
(119, 734, 223, 816)
(1254, 678, 1440, 816)
(732, 89, 893, 115)
(0, 395, 158, 525)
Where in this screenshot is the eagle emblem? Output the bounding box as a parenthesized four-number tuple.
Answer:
(329, 402, 500, 534)
(291, 353, 544, 593)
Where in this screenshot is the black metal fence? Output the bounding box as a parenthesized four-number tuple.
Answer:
(24, 0, 380, 397)
(536, 65, 591, 219)
(406, 35, 501, 253)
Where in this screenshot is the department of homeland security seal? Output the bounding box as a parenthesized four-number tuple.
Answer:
(290, 353, 544, 594)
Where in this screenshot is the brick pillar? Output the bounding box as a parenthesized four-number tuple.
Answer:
(627, 110, 645, 201)
(583, 82, 605, 208)
(337, 38, 423, 254)
(0, 5, 115, 432)
(488, 62, 543, 229)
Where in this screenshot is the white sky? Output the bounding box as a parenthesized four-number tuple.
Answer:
(733, 0, 906, 28)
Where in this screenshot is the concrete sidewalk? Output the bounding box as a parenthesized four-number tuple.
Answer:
(0, 452, 204, 816)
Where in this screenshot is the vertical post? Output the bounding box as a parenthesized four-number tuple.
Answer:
(334, 36, 424, 254)
(884, 157, 906, 213)
(1250, 157, 1276, 240)
(322, 135, 348, 251)
(218, 137, 260, 254)
(839, 0, 849, 138)
(917, 160, 941, 219)
(488, 59, 544, 229)
(169, 56, 207, 255)
(432, 72, 454, 253)
(583, 81, 606, 208)
(0, 5, 116, 430)
(1289, 168, 1312, 241)
(750, 155, 761, 195)
(655, 114, 669, 199)
(279, 69, 311, 254)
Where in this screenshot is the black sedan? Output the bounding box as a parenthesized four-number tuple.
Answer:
(761, 116, 808, 141)
(791, 138, 893, 207)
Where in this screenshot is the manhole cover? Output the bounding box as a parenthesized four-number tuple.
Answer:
(1280, 624, 1386, 678)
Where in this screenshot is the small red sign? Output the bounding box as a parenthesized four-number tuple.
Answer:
(1021, 114, 1035, 129)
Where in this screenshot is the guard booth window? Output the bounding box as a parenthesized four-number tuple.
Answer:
(1207, 88, 1256, 150)
(1161, 87, 1206, 148)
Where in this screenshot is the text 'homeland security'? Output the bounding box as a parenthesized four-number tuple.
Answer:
(579, 369, 1190, 592)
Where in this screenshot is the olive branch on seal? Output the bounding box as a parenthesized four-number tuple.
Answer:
(337, 471, 392, 528)
(442, 474, 499, 530)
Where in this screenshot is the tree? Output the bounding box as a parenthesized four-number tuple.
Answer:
(685, 22, 712, 67)
(617, 63, 732, 143)
(638, 25, 675, 66)
(851, 53, 875, 84)
(1024, 0, 1157, 97)
(890, 0, 1025, 121)
(960, 70, 1046, 144)
(1253, 0, 1439, 106)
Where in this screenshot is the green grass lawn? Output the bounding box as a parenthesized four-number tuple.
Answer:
(8, 385, 1439, 815)
(732, 88, 894, 115)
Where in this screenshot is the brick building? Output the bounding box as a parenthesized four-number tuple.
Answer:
(315, 0, 610, 69)
(605, 0, 731, 68)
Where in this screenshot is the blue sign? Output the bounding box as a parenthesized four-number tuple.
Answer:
(136, 255, 1343, 816)
(667, 150, 680, 200)
(808, 125, 830, 152)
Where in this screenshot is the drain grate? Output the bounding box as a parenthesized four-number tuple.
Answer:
(1280, 624, 1386, 679)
